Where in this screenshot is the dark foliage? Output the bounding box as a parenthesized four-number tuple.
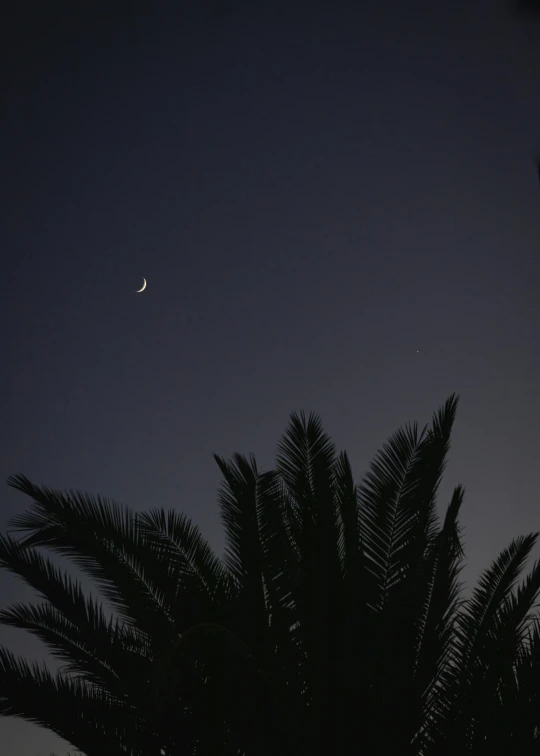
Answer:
(2, 395, 540, 755)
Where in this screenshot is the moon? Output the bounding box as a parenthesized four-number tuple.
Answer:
(135, 278, 147, 293)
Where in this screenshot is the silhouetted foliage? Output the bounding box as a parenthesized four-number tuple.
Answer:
(2, 395, 540, 754)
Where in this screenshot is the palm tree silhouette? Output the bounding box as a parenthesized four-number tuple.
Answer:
(2, 394, 540, 754)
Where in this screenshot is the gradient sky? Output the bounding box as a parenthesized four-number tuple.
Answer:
(2, 2, 540, 753)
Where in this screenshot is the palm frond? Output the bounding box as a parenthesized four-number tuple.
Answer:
(275, 411, 341, 745)
(136, 507, 226, 637)
(275, 411, 340, 587)
(357, 420, 424, 612)
(0, 648, 151, 756)
(334, 450, 360, 581)
(255, 468, 307, 752)
(7, 475, 176, 643)
(358, 395, 459, 617)
(418, 485, 465, 674)
(0, 533, 150, 670)
(466, 557, 540, 750)
(137, 508, 224, 597)
(256, 467, 305, 663)
(355, 397, 459, 752)
(276, 412, 335, 505)
(214, 453, 265, 610)
(439, 534, 539, 750)
(458, 534, 538, 668)
(0, 601, 152, 701)
(411, 486, 466, 752)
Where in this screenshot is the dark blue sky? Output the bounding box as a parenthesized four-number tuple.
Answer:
(2, 2, 540, 753)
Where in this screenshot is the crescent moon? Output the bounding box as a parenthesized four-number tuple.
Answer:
(135, 278, 147, 293)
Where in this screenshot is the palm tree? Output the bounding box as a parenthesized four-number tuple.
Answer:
(1, 394, 540, 754)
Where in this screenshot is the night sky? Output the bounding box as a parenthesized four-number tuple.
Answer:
(2, 2, 540, 753)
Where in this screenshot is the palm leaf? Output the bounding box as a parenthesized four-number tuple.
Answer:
(137, 508, 224, 597)
(136, 507, 226, 636)
(441, 534, 539, 750)
(7, 475, 177, 643)
(357, 396, 459, 752)
(411, 485, 466, 752)
(358, 421, 425, 612)
(0, 649, 152, 756)
(458, 534, 538, 671)
(275, 411, 341, 748)
(0, 533, 150, 682)
(214, 453, 267, 632)
(465, 556, 540, 750)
